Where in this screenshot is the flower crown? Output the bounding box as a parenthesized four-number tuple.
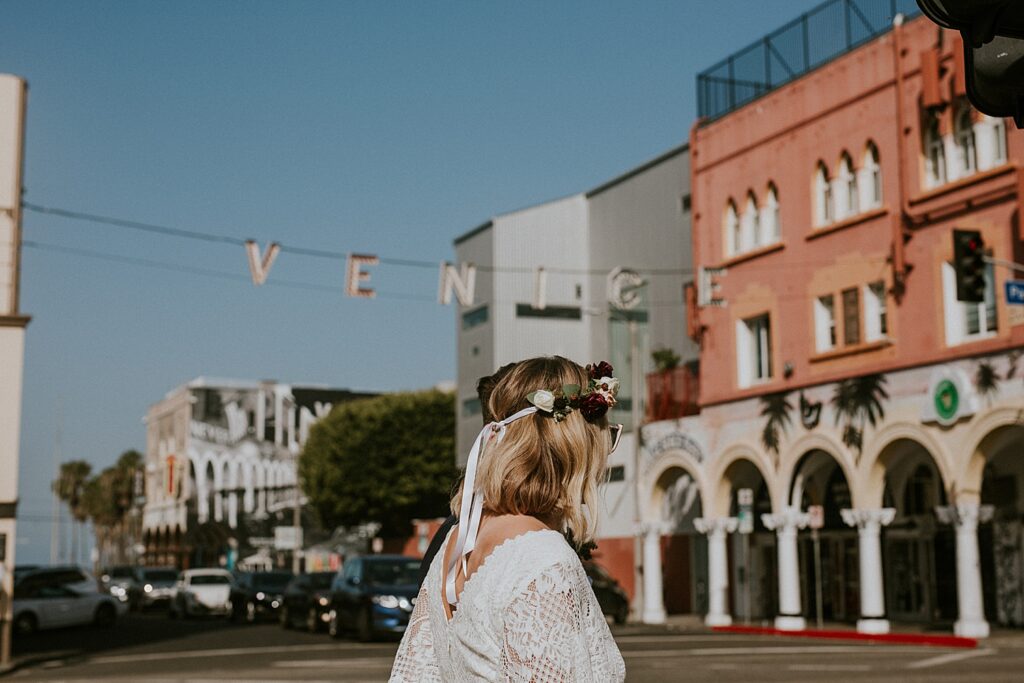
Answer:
(526, 361, 619, 422)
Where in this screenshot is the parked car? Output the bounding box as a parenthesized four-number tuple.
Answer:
(279, 571, 335, 632)
(229, 570, 293, 623)
(12, 566, 127, 635)
(169, 569, 234, 618)
(583, 561, 629, 625)
(328, 555, 419, 642)
(139, 567, 180, 609)
(101, 565, 142, 608)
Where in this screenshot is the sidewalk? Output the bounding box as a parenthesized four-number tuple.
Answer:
(617, 614, 1024, 649)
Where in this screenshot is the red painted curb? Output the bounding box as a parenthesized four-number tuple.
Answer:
(711, 624, 977, 649)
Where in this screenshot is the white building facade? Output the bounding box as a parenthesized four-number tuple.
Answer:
(454, 145, 698, 614)
(142, 378, 371, 568)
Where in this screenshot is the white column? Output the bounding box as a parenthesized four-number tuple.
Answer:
(694, 517, 739, 627)
(936, 503, 994, 638)
(640, 522, 667, 624)
(841, 508, 896, 634)
(762, 507, 810, 631)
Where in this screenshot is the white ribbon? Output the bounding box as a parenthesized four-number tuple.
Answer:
(444, 406, 538, 608)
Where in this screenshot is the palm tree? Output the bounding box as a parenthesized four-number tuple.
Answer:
(80, 451, 144, 566)
(832, 373, 889, 457)
(760, 391, 793, 458)
(54, 460, 92, 564)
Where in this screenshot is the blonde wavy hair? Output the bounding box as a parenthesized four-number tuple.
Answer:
(451, 356, 611, 544)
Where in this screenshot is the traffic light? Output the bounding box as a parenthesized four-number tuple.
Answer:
(917, 1, 1024, 127)
(952, 229, 987, 303)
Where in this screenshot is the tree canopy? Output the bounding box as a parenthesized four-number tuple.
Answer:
(299, 390, 458, 537)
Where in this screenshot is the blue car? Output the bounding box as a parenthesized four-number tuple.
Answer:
(328, 555, 419, 642)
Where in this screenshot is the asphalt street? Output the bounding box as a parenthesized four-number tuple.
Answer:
(6, 614, 1024, 682)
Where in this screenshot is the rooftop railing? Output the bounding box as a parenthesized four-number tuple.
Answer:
(697, 0, 921, 122)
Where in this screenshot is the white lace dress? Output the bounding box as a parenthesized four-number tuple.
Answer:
(390, 528, 626, 682)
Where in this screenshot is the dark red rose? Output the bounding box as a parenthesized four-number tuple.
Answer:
(589, 361, 614, 380)
(579, 392, 609, 420)
(554, 397, 569, 410)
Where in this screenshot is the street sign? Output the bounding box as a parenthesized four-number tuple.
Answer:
(274, 526, 303, 550)
(807, 505, 824, 530)
(737, 488, 754, 534)
(1006, 280, 1024, 305)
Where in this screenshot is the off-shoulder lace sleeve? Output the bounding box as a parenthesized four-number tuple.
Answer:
(389, 584, 441, 683)
(499, 561, 620, 683)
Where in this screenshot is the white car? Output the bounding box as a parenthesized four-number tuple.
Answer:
(169, 568, 234, 618)
(13, 566, 128, 635)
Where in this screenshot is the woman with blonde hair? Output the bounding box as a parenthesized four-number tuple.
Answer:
(390, 356, 626, 682)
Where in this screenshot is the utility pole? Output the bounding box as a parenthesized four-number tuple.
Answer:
(0, 73, 30, 672)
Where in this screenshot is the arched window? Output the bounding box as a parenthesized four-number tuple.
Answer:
(924, 113, 946, 188)
(861, 142, 882, 209)
(814, 162, 833, 226)
(954, 103, 977, 178)
(838, 152, 858, 218)
(725, 201, 739, 257)
(762, 183, 780, 244)
(741, 192, 758, 251)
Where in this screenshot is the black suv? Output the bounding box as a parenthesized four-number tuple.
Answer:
(279, 571, 335, 632)
(229, 571, 293, 623)
(584, 561, 629, 625)
(328, 555, 419, 642)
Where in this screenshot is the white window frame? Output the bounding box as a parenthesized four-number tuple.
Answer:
(737, 314, 772, 388)
(954, 106, 977, 179)
(762, 184, 781, 244)
(814, 295, 837, 353)
(741, 193, 758, 252)
(864, 281, 888, 342)
(725, 202, 739, 257)
(860, 143, 882, 210)
(942, 261, 998, 346)
(924, 116, 947, 189)
(815, 163, 833, 226)
(838, 153, 858, 220)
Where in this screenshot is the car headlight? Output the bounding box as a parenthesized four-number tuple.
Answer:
(318, 597, 329, 607)
(398, 597, 412, 611)
(144, 584, 153, 593)
(256, 592, 265, 601)
(372, 594, 400, 609)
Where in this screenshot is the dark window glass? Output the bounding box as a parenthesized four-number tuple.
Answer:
(842, 287, 860, 345)
(252, 572, 293, 591)
(461, 305, 489, 330)
(142, 569, 178, 583)
(364, 560, 420, 586)
(190, 574, 231, 586)
(515, 304, 582, 320)
(604, 465, 625, 483)
(462, 397, 481, 417)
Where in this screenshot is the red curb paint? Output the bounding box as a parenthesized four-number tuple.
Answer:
(711, 625, 977, 649)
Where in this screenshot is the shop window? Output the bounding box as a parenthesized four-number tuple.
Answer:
(461, 304, 488, 330)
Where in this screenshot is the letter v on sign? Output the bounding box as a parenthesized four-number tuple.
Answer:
(245, 240, 281, 286)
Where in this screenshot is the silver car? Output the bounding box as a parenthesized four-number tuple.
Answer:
(13, 566, 128, 635)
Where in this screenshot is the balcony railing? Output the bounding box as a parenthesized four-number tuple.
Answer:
(646, 363, 700, 422)
(696, 0, 921, 122)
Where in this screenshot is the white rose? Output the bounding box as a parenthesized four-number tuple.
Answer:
(598, 377, 620, 397)
(531, 390, 556, 412)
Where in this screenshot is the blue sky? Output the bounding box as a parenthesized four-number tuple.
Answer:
(3, 0, 826, 563)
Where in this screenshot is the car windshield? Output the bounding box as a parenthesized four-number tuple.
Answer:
(110, 568, 135, 578)
(365, 560, 419, 586)
(310, 573, 333, 590)
(143, 570, 178, 583)
(190, 574, 231, 586)
(252, 573, 292, 591)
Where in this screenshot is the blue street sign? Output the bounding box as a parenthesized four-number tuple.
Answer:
(1007, 280, 1024, 306)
